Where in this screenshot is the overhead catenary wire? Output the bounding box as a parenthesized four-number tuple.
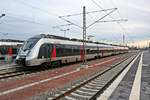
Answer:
(88, 13, 96, 22)
(0, 31, 8, 36)
(109, 0, 127, 34)
(15, 0, 85, 36)
(0, 31, 32, 37)
(16, 0, 58, 17)
(98, 19, 128, 23)
(59, 16, 83, 29)
(91, 0, 127, 28)
(0, 22, 52, 36)
(59, 8, 117, 29)
(2, 14, 52, 29)
(87, 8, 117, 28)
(52, 24, 73, 28)
(110, 0, 123, 19)
(59, 8, 117, 18)
(91, 0, 128, 45)
(9, 0, 86, 38)
(5, 12, 37, 22)
(110, 0, 134, 37)
(0, 14, 52, 37)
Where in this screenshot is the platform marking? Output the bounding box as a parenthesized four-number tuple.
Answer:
(0, 57, 119, 96)
(97, 53, 140, 100)
(129, 52, 143, 100)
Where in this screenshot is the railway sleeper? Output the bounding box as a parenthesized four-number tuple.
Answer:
(71, 92, 92, 99)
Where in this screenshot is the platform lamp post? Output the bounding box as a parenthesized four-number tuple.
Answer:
(60, 28, 70, 37)
(0, 14, 5, 19)
(0, 14, 6, 36)
(149, 42, 150, 53)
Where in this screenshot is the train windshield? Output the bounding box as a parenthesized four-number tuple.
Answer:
(22, 37, 40, 51)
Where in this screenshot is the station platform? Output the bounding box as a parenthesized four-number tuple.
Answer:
(0, 59, 17, 70)
(97, 51, 150, 100)
(0, 63, 17, 70)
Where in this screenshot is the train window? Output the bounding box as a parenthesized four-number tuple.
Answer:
(22, 38, 40, 51)
(52, 44, 84, 57)
(72, 46, 79, 55)
(38, 44, 46, 58)
(62, 45, 71, 56)
(48, 44, 52, 58)
(0, 47, 8, 55)
(86, 49, 90, 54)
(55, 44, 63, 57)
(71, 46, 75, 55)
(38, 44, 52, 59)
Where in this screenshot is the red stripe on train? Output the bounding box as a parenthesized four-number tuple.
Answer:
(51, 46, 56, 60)
(8, 47, 13, 55)
(80, 45, 84, 61)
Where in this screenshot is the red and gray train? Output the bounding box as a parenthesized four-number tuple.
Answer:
(0, 39, 23, 59)
(16, 34, 128, 66)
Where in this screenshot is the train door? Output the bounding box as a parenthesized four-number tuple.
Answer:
(38, 44, 52, 60)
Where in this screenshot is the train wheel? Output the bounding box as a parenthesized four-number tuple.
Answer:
(76, 58, 78, 62)
(41, 62, 49, 69)
(51, 60, 61, 68)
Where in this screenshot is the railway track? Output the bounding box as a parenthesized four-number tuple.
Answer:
(0, 65, 48, 81)
(0, 68, 29, 80)
(0, 53, 130, 81)
(47, 53, 138, 100)
(0, 61, 84, 81)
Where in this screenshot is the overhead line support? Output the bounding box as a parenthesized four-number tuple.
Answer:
(59, 8, 117, 18)
(87, 8, 117, 29)
(59, 16, 82, 29)
(82, 6, 87, 65)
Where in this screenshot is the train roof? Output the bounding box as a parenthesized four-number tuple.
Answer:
(0, 39, 24, 46)
(0, 39, 24, 42)
(33, 34, 128, 48)
(33, 34, 70, 40)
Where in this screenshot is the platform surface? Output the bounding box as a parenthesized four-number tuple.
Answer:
(98, 51, 150, 100)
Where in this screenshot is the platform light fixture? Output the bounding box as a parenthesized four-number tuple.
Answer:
(0, 14, 5, 19)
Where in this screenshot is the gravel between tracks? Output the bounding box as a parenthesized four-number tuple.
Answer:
(0, 53, 135, 100)
(31, 54, 134, 100)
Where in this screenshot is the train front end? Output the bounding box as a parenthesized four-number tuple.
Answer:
(16, 35, 40, 66)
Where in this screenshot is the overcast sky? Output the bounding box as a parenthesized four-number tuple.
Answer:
(0, 0, 150, 46)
